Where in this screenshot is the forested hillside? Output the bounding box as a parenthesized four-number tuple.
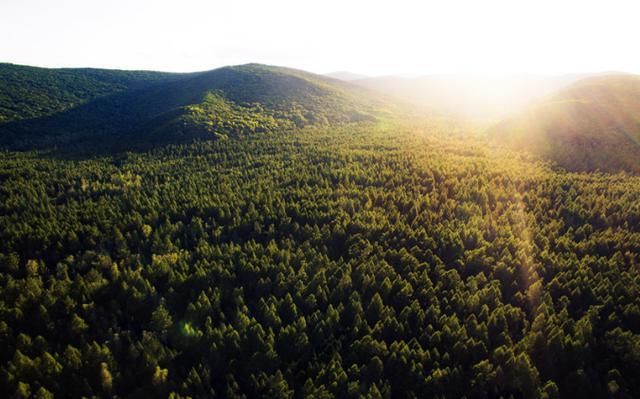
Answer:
(0, 63, 180, 123)
(1, 118, 640, 398)
(0, 64, 382, 151)
(1, 63, 640, 398)
(490, 74, 640, 173)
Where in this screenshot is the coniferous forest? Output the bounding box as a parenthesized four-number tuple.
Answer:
(1, 63, 640, 398)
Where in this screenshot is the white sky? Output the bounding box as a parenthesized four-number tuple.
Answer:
(1, 0, 639, 76)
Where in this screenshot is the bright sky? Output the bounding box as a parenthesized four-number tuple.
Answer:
(1, 0, 639, 76)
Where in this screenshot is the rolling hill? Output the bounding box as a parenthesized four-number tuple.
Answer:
(0, 63, 382, 150)
(3, 62, 640, 397)
(355, 73, 587, 120)
(490, 74, 640, 173)
(0, 63, 181, 123)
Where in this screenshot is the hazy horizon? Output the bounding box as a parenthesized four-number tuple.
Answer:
(0, 60, 633, 81)
(2, 0, 640, 76)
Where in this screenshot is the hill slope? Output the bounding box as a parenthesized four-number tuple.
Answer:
(3, 64, 640, 398)
(0, 63, 381, 150)
(490, 74, 640, 173)
(356, 74, 587, 120)
(0, 63, 180, 123)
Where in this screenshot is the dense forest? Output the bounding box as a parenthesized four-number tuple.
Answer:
(0, 64, 380, 151)
(1, 64, 640, 398)
(0, 63, 180, 124)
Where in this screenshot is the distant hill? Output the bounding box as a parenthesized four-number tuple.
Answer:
(324, 71, 368, 81)
(490, 74, 640, 173)
(0, 63, 180, 123)
(355, 73, 588, 120)
(0, 63, 382, 150)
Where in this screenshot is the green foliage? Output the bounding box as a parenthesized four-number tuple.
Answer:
(1, 117, 639, 397)
(0, 62, 178, 123)
(0, 63, 382, 151)
(0, 63, 639, 397)
(175, 92, 283, 138)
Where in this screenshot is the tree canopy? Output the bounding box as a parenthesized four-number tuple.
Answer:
(1, 117, 639, 398)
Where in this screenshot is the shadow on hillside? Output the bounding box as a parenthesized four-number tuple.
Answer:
(0, 65, 380, 160)
(0, 73, 218, 159)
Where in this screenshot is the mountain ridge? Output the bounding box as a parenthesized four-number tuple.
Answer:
(0, 63, 384, 151)
(0, 62, 184, 123)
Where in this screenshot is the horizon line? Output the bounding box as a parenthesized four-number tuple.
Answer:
(1, 59, 637, 79)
